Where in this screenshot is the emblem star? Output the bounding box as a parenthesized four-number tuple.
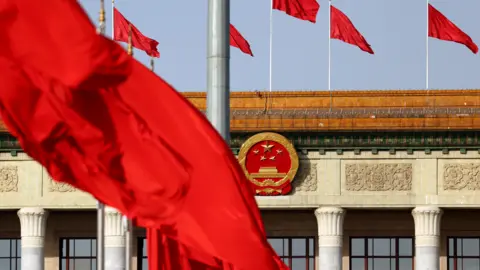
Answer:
(253, 149, 259, 155)
(261, 142, 274, 153)
(276, 149, 283, 154)
(269, 156, 276, 161)
(260, 156, 266, 161)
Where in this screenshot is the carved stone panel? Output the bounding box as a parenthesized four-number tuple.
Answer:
(0, 166, 18, 192)
(345, 163, 412, 191)
(293, 163, 318, 193)
(444, 163, 480, 190)
(48, 177, 76, 192)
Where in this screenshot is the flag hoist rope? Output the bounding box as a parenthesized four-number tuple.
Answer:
(96, 1, 106, 269)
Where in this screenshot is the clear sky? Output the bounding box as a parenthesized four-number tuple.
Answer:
(79, 0, 480, 92)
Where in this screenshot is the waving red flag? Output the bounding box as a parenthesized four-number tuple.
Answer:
(113, 7, 160, 57)
(429, 4, 478, 54)
(273, 0, 319, 23)
(330, 5, 374, 54)
(0, 0, 286, 269)
(230, 24, 253, 56)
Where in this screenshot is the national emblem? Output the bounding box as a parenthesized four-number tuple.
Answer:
(238, 132, 299, 195)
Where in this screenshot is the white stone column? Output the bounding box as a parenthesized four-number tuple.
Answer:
(315, 207, 345, 270)
(105, 207, 126, 270)
(412, 206, 442, 270)
(17, 207, 48, 270)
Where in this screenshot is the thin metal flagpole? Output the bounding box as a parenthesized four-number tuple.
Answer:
(96, 2, 106, 270)
(269, 0, 273, 94)
(328, 0, 332, 111)
(150, 57, 155, 71)
(426, 0, 429, 90)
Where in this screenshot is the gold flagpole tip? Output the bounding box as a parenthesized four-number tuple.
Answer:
(127, 24, 133, 55)
(97, 0, 106, 34)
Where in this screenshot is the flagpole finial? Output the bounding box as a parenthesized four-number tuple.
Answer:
(127, 24, 133, 55)
(97, 0, 106, 34)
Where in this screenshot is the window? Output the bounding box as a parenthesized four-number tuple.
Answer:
(448, 237, 480, 270)
(268, 237, 316, 270)
(137, 237, 148, 270)
(0, 239, 21, 270)
(60, 238, 96, 270)
(350, 237, 414, 270)
(137, 237, 316, 270)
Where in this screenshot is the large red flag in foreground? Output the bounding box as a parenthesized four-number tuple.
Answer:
(273, 0, 319, 23)
(114, 7, 160, 57)
(428, 4, 478, 54)
(230, 24, 253, 56)
(330, 5, 374, 54)
(0, 1, 285, 269)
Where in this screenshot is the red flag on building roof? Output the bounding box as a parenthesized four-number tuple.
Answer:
(330, 5, 374, 54)
(0, 1, 286, 269)
(428, 4, 478, 54)
(113, 7, 160, 57)
(230, 24, 253, 56)
(273, 0, 319, 23)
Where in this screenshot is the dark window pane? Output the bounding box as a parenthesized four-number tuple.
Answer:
(142, 239, 148, 257)
(268, 239, 285, 256)
(292, 238, 306, 256)
(373, 258, 391, 270)
(399, 258, 413, 270)
(74, 239, 92, 257)
(74, 258, 91, 269)
(142, 258, 148, 270)
(448, 258, 455, 270)
(283, 239, 289, 256)
(368, 239, 373, 256)
(351, 258, 365, 270)
(61, 259, 67, 270)
(351, 239, 365, 256)
(0, 240, 11, 257)
(0, 259, 9, 269)
(308, 238, 315, 256)
(91, 240, 97, 256)
(291, 258, 306, 270)
(368, 258, 373, 270)
(399, 238, 413, 256)
(463, 239, 480, 257)
(390, 239, 396, 256)
(463, 258, 480, 270)
(373, 239, 390, 256)
(308, 258, 315, 270)
(16, 258, 20, 270)
(449, 238, 455, 256)
(16, 240, 20, 257)
(457, 238, 463, 256)
(282, 258, 289, 267)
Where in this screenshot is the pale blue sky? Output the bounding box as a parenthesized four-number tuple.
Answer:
(80, 0, 480, 92)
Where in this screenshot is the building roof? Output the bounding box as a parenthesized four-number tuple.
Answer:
(186, 90, 480, 131)
(1, 90, 479, 133)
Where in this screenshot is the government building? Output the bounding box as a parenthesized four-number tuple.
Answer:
(1, 90, 480, 270)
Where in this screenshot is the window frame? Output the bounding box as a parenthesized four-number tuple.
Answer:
(349, 236, 415, 270)
(0, 238, 21, 270)
(137, 236, 316, 270)
(447, 236, 480, 270)
(59, 237, 97, 270)
(267, 236, 316, 270)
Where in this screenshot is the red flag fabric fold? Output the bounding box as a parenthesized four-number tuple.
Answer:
(230, 24, 253, 56)
(428, 4, 478, 54)
(0, 1, 286, 269)
(330, 5, 374, 54)
(113, 7, 160, 57)
(273, 0, 319, 23)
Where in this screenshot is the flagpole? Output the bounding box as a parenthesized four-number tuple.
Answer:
(111, 0, 115, 38)
(269, 0, 273, 94)
(426, 0, 429, 90)
(328, 0, 332, 111)
(150, 57, 155, 71)
(206, 0, 230, 141)
(96, 2, 106, 270)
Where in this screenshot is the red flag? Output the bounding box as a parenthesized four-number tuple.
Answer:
(330, 5, 374, 54)
(0, 1, 286, 269)
(113, 7, 160, 57)
(428, 4, 478, 54)
(273, 0, 319, 23)
(230, 24, 253, 56)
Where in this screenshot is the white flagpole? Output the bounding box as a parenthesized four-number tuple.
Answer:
(426, 0, 429, 89)
(97, 2, 106, 270)
(112, 0, 115, 38)
(328, 0, 332, 111)
(124, 217, 133, 270)
(269, 0, 273, 93)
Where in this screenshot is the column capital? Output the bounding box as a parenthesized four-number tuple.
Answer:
(105, 206, 125, 247)
(315, 207, 345, 247)
(17, 207, 48, 248)
(412, 206, 442, 247)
